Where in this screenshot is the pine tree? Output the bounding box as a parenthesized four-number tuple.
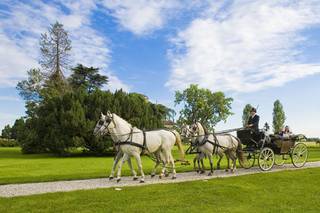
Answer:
(40, 22, 71, 97)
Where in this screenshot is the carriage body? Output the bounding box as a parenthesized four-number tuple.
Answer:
(236, 129, 308, 171)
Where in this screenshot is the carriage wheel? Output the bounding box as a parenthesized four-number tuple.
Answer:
(274, 154, 286, 166)
(291, 143, 308, 168)
(258, 147, 275, 171)
(239, 151, 255, 169)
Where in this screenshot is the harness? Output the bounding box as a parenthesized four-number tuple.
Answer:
(114, 128, 147, 150)
(186, 123, 233, 154)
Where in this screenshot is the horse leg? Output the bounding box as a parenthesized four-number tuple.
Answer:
(208, 154, 214, 176)
(151, 152, 161, 178)
(225, 152, 230, 172)
(160, 151, 169, 179)
(127, 157, 138, 180)
(133, 152, 145, 183)
(169, 153, 177, 179)
(230, 150, 237, 173)
(197, 156, 201, 173)
(193, 155, 198, 172)
(216, 152, 223, 170)
(109, 150, 122, 180)
(116, 153, 128, 182)
(200, 157, 205, 174)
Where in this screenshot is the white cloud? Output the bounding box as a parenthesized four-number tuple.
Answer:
(166, 0, 320, 92)
(0, 96, 22, 102)
(0, 0, 129, 91)
(100, 0, 181, 35)
(105, 72, 130, 92)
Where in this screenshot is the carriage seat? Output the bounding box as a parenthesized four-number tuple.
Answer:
(237, 129, 264, 146)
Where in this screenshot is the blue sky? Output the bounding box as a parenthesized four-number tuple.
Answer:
(0, 0, 319, 137)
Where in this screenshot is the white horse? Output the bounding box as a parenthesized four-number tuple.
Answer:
(93, 112, 185, 182)
(189, 122, 244, 174)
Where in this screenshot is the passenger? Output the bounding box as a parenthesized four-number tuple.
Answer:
(280, 125, 292, 139)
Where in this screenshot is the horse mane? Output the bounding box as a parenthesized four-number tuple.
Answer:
(113, 113, 133, 129)
(196, 122, 207, 135)
(202, 125, 209, 135)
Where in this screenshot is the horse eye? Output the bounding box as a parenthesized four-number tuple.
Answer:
(99, 120, 104, 125)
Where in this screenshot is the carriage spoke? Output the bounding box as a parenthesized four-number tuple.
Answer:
(291, 143, 308, 168)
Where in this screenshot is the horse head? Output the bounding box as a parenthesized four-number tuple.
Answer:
(93, 111, 116, 136)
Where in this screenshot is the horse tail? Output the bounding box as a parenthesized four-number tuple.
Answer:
(172, 130, 186, 162)
(232, 135, 245, 164)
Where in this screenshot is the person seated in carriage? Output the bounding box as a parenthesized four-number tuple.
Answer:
(279, 125, 292, 139)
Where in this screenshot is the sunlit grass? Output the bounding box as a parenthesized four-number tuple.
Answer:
(0, 145, 319, 185)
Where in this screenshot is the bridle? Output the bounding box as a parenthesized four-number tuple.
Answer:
(98, 114, 117, 136)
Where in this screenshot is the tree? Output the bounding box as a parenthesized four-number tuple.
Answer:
(40, 22, 71, 97)
(16, 68, 44, 102)
(174, 84, 233, 129)
(242, 104, 253, 127)
(11, 118, 25, 140)
(69, 64, 108, 93)
(39, 21, 71, 79)
(1, 125, 12, 139)
(272, 100, 286, 133)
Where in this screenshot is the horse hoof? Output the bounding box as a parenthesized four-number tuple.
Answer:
(133, 177, 138, 181)
(140, 180, 145, 183)
(116, 178, 121, 183)
(196, 170, 200, 173)
(172, 176, 177, 180)
(165, 173, 169, 177)
(200, 170, 205, 174)
(159, 175, 163, 179)
(109, 177, 113, 180)
(208, 172, 212, 176)
(151, 174, 155, 178)
(225, 169, 229, 172)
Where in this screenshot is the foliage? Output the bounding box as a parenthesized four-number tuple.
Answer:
(1, 125, 12, 139)
(11, 118, 25, 140)
(242, 104, 253, 127)
(16, 68, 44, 103)
(272, 99, 286, 133)
(13, 22, 172, 155)
(39, 21, 71, 98)
(174, 84, 233, 129)
(39, 21, 71, 77)
(69, 64, 108, 93)
(16, 87, 171, 155)
(0, 138, 18, 147)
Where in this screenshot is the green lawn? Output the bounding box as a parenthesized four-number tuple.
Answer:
(0, 146, 320, 185)
(0, 168, 319, 213)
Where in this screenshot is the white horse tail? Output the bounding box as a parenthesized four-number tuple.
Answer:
(233, 136, 245, 165)
(171, 130, 186, 162)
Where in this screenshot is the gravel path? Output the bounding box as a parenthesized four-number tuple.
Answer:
(1, 161, 320, 198)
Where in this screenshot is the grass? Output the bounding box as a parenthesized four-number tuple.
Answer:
(0, 146, 320, 185)
(0, 168, 319, 213)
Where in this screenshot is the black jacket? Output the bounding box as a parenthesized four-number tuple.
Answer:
(247, 114, 259, 131)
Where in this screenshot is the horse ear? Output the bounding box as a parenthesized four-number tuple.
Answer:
(107, 110, 112, 116)
(101, 112, 105, 118)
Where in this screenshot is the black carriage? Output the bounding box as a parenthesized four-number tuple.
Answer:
(236, 128, 308, 171)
